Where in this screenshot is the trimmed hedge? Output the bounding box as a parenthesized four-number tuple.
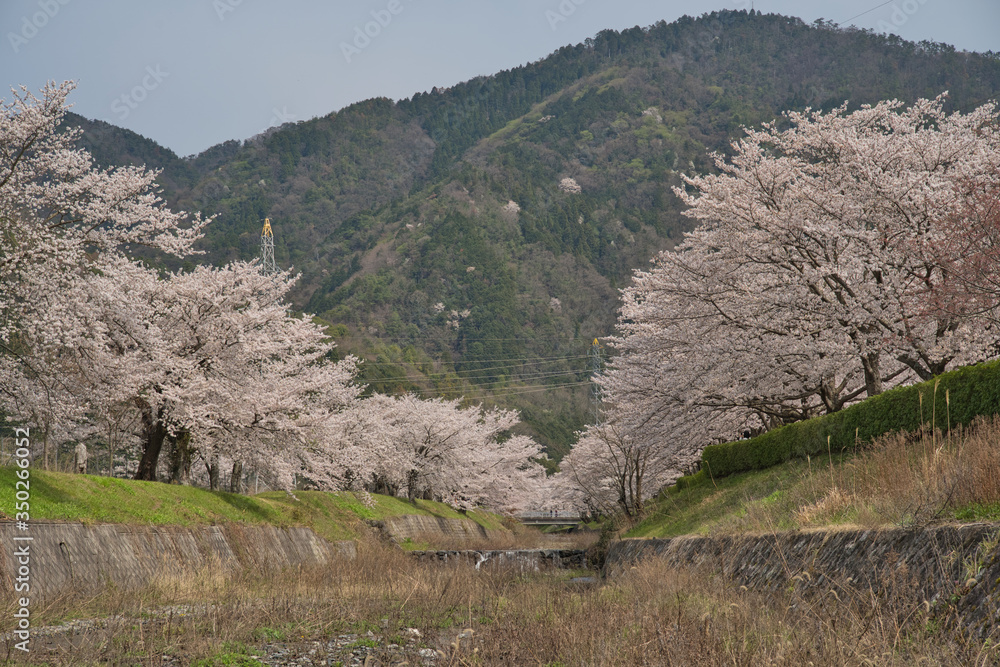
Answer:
(668, 468, 708, 494)
(700, 359, 1000, 479)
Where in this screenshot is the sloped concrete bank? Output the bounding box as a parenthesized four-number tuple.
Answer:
(409, 548, 587, 570)
(0, 513, 513, 600)
(369, 514, 507, 543)
(954, 536, 1000, 640)
(606, 523, 1000, 634)
(0, 521, 356, 599)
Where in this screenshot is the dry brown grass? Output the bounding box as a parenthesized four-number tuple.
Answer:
(846, 416, 1000, 524)
(6, 422, 1000, 664)
(712, 415, 1000, 535)
(0, 532, 991, 665)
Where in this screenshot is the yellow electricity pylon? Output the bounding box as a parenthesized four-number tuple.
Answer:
(260, 217, 275, 275)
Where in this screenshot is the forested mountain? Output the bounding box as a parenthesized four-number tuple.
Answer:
(66, 10, 1000, 457)
(63, 113, 197, 192)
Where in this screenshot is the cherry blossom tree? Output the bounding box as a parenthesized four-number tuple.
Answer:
(381, 394, 546, 510)
(0, 81, 209, 467)
(572, 95, 1000, 504)
(552, 415, 678, 519)
(0, 83, 361, 488)
(0, 81, 207, 313)
(52, 259, 362, 486)
(1, 82, 547, 512)
(674, 95, 1000, 391)
(145, 263, 362, 485)
(319, 392, 548, 512)
(607, 241, 866, 430)
(925, 171, 1000, 325)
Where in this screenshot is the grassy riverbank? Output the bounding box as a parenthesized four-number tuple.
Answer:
(629, 415, 1000, 539)
(0, 468, 506, 543)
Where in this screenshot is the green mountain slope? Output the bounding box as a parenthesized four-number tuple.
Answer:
(63, 10, 1000, 457)
(64, 112, 197, 192)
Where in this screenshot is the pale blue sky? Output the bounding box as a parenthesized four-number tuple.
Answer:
(2, 0, 997, 156)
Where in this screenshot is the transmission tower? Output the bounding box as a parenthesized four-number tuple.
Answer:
(259, 217, 276, 275)
(589, 338, 603, 425)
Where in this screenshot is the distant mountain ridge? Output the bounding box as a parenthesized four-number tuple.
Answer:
(64, 10, 1000, 456)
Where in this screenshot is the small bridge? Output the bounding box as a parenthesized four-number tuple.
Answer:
(515, 511, 583, 527)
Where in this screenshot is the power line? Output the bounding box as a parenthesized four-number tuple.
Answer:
(479, 382, 591, 398)
(357, 354, 593, 384)
(359, 352, 592, 364)
(838, 0, 896, 26)
(359, 353, 591, 371)
(430, 380, 592, 398)
(362, 367, 588, 385)
(335, 332, 594, 343)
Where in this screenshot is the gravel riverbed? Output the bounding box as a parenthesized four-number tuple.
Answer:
(3, 606, 456, 665)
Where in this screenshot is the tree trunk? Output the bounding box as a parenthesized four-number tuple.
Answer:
(617, 476, 630, 518)
(819, 375, 845, 413)
(108, 426, 115, 478)
(897, 353, 951, 382)
(42, 426, 50, 471)
(633, 451, 643, 517)
(406, 469, 419, 502)
(207, 454, 220, 491)
(369, 473, 395, 496)
(134, 405, 167, 481)
(230, 460, 244, 493)
(167, 430, 193, 484)
(860, 352, 883, 397)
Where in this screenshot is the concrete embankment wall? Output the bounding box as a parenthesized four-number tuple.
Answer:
(0, 514, 511, 600)
(606, 523, 1000, 637)
(0, 521, 356, 599)
(372, 515, 507, 543)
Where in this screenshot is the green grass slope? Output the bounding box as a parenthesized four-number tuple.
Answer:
(628, 416, 1000, 539)
(0, 468, 506, 544)
(625, 360, 1000, 539)
(627, 456, 845, 538)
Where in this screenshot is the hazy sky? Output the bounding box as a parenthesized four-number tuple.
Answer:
(3, 0, 998, 157)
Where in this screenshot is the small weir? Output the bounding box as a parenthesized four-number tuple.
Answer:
(408, 548, 588, 571)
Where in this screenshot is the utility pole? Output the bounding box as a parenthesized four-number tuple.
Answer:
(260, 217, 276, 275)
(589, 338, 603, 425)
